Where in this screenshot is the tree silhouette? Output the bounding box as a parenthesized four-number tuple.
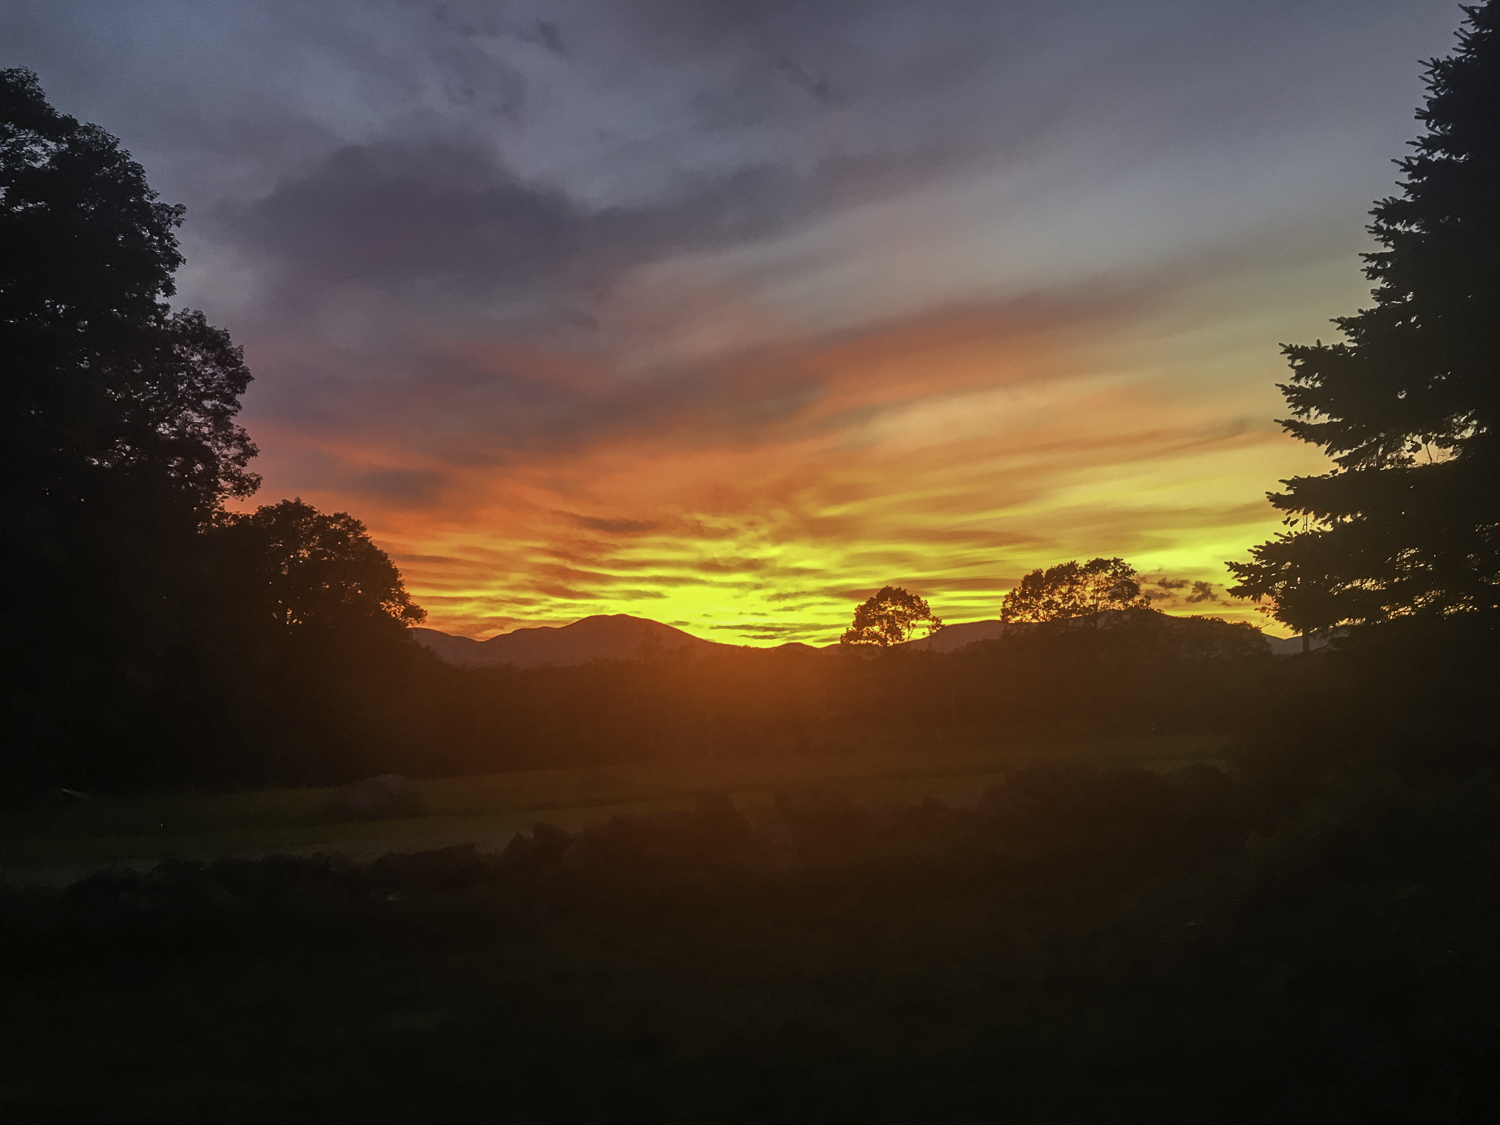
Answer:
(1, 68, 257, 524)
(2, 67, 261, 784)
(1228, 5, 1500, 631)
(0, 69, 444, 790)
(212, 499, 426, 633)
(1000, 558, 1149, 623)
(840, 586, 944, 646)
(176, 499, 430, 785)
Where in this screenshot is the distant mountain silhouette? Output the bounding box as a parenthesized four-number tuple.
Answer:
(414, 610, 1297, 668)
(892, 619, 1007, 653)
(411, 614, 733, 668)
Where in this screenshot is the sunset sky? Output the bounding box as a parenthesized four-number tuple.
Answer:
(3, 0, 1466, 643)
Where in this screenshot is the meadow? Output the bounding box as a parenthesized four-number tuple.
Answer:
(1, 730, 1225, 881)
(2, 712, 1494, 1123)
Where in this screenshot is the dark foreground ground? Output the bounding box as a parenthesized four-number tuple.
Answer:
(3, 748, 1498, 1124)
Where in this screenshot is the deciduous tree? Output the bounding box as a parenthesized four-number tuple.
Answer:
(211, 499, 426, 633)
(1000, 557, 1149, 623)
(840, 586, 944, 646)
(1, 67, 257, 525)
(2, 68, 261, 783)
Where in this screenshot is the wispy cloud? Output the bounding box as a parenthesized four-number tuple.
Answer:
(0, 0, 1464, 640)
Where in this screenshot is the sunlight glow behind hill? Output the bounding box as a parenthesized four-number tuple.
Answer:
(8, 0, 1455, 646)
(334, 262, 1336, 644)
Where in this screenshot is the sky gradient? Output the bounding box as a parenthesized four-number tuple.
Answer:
(2, 0, 1467, 642)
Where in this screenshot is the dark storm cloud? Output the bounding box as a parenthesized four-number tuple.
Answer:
(193, 1, 1056, 334)
(5, 0, 1456, 347)
(221, 137, 817, 327)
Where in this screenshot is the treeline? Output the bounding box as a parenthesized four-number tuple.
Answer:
(30, 594, 1500, 792)
(15, 603, 1285, 791)
(357, 608, 1499, 787)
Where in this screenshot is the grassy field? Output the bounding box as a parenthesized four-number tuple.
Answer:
(0, 730, 1226, 882)
(5, 722, 1494, 1121)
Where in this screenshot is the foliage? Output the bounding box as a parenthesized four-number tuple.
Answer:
(0, 71, 430, 793)
(1, 68, 269, 787)
(0, 66, 258, 523)
(101, 501, 434, 788)
(839, 585, 944, 646)
(211, 500, 425, 632)
(1000, 556, 1149, 623)
(1228, 5, 1500, 630)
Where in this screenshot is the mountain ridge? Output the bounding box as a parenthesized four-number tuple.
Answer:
(412, 612, 1298, 668)
(410, 614, 735, 668)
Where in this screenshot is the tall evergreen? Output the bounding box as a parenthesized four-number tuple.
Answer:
(1229, 4, 1500, 631)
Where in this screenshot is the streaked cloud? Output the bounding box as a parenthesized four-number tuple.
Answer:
(0, 0, 1465, 640)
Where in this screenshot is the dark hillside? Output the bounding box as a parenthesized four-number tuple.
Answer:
(412, 613, 734, 668)
(407, 610, 1275, 780)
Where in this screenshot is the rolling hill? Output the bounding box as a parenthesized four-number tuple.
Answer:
(413, 612, 1298, 668)
(411, 614, 734, 668)
(891, 619, 1007, 652)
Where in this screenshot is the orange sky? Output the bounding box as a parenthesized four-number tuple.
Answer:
(21, 0, 1456, 645)
(244, 229, 1343, 644)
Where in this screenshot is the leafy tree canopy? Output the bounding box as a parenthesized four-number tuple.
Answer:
(0, 71, 436, 792)
(3, 68, 266, 781)
(1000, 557, 1149, 624)
(840, 586, 944, 647)
(0, 67, 182, 331)
(1228, 4, 1500, 631)
(1, 66, 258, 523)
(213, 499, 426, 633)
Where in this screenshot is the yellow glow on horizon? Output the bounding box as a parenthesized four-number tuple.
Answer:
(245, 277, 1330, 646)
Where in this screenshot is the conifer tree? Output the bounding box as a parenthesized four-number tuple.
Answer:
(1229, 3, 1500, 630)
